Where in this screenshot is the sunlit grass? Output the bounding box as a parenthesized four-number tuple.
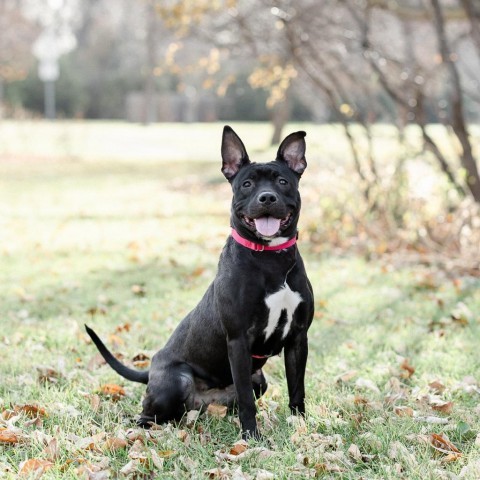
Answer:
(0, 121, 479, 478)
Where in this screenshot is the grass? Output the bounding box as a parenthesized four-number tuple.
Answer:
(1, 121, 480, 478)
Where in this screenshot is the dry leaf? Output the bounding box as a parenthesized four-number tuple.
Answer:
(44, 438, 59, 461)
(428, 380, 446, 393)
(348, 443, 362, 462)
(102, 437, 128, 451)
(215, 447, 274, 462)
(430, 433, 461, 456)
(76, 432, 106, 452)
(400, 359, 415, 379)
(15, 404, 48, 418)
(18, 459, 54, 477)
(206, 403, 227, 418)
(431, 401, 453, 414)
(394, 406, 414, 417)
(335, 370, 357, 384)
(0, 428, 19, 444)
(186, 409, 200, 427)
(414, 416, 449, 424)
(131, 284, 146, 296)
(119, 460, 139, 476)
(205, 467, 231, 479)
(107, 334, 124, 347)
(150, 449, 165, 470)
(229, 440, 248, 456)
(115, 322, 131, 333)
(37, 366, 62, 383)
(98, 384, 125, 400)
(355, 377, 380, 393)
(89, 394, 101, 412)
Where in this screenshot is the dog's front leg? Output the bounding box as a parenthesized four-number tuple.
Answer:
(284, 331, 308, 416)
(227, 334, 259, 439)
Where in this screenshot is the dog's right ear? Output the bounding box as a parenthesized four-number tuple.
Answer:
(221, 126, 250, 181)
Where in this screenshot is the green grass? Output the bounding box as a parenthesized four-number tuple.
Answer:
(1, 121, 480, 478)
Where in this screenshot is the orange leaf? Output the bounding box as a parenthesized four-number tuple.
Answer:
(430, 433, 461, 455)
(0, 428, 19, 444)
(428, 381, 446, 393)
(229, 441, 248, 456)
(400, 359, 415, 379)
(103, 437, 128, 451)
(115, 322, 132, 333)
(99, 384, 125, 400)
(432, 401, 453, 414)
(394, 406, 414, 417)
(18, 459, 54, 476)
(15, 404, 48, 418)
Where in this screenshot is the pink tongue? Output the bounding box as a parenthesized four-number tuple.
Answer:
(254, 217, 281, 237)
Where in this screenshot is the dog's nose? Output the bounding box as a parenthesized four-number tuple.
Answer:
(257, 191, 278, 205)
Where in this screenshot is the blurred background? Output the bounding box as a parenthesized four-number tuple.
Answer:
(1, 0, 480, 271)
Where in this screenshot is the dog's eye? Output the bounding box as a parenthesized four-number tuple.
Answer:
(242, 180, 252, 188)
(278, 178, 288, 186)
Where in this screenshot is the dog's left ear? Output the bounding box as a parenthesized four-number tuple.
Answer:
(277, 131, 307, 176)
(221, 126, 251, 181)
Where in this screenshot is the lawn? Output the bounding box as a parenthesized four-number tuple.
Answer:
(1, 121, 479, 479)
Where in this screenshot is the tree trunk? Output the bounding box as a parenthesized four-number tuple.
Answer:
(430, 0, 480, 202)
(144, 0, 158, 124)
(270, 88, 291, 145)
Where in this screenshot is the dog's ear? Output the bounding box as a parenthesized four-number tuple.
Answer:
(221, 126, 250, 181)
(277, 131, 307, 175)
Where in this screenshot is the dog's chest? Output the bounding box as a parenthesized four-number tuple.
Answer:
(263, 283, 303, 340)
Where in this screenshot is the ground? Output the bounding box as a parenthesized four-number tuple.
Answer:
(0, 121, 479, 479)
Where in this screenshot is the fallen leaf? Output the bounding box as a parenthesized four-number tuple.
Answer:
(394, 406, 414, 417)
(107, 333, 124, 347)
(229, 440, 248, 456)
(355, 377, 380, 393)
(102, 437, 128, 451)
(150, 449, 165, 470)
(400, 359, 415, 379)
(131, 284, 146, 296)
(335, 370, 358, 384)
(76, 432, 106, 452)
(186, 409, 200, 427)
(215, 447, 274, 462)
(428, 380, 446, 393)
(205, 467, 231, 479)
(0, 428, 19, 444)
(44, 438, 59, 461)
(115, 322, 131, 333)
(37, 366, 62, 383)
(431, 401, 453, 414)
(414, 416, 449, 424)
(119, 460, 139, 476)
(98, 384, 125, 400)
(18, 459, 54, 477)
(430, 433, 461, 456)
(348, 443, 362, 462)
(14, 404, 48, 418)
(206, 403, 227, 418)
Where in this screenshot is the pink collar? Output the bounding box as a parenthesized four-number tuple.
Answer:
(231, 228, 297, 252)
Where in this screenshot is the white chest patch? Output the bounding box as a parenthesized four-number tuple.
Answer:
(264, 283, 303, 340)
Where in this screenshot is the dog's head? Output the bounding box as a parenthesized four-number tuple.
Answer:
(221, 126, 307, 242)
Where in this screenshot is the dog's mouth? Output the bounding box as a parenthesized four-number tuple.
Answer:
(242, 213, 292, 237)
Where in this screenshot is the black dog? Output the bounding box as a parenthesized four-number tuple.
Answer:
(86, 126, 314, 439)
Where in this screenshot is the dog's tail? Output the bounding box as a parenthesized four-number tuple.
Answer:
(85, 324, 149, 384)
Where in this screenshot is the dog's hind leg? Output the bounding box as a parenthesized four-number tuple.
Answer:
(252, 369, 268, 398)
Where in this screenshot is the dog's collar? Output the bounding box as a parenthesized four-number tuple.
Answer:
(231, 228, 297, 252)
